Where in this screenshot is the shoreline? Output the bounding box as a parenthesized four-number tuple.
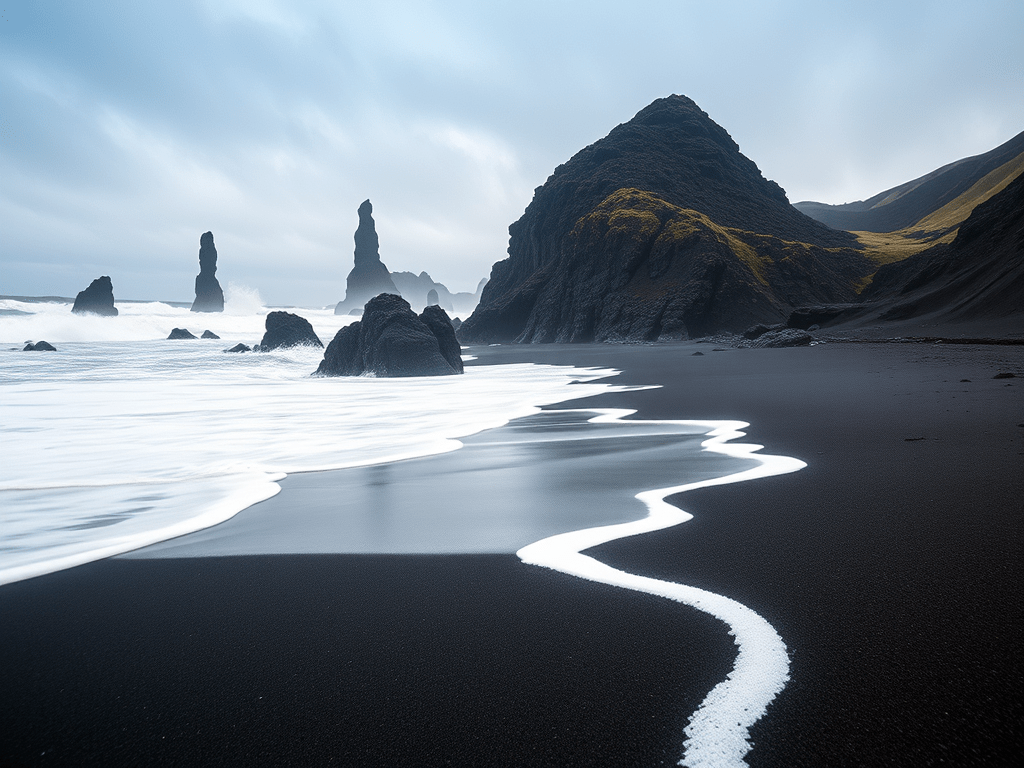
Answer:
(2, 340, 1021, 766)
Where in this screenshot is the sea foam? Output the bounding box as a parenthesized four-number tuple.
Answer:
(518, 413, 805, 768)
(0, 299, 625, 585)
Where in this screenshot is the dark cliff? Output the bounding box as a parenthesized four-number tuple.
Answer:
(459, 95, 865, 342)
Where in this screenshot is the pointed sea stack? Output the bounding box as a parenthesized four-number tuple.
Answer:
(191, 232, 225, 313)
(458, 95, 869, 343)
(71, 276, 118, 316)
(334, 200, 401, 315)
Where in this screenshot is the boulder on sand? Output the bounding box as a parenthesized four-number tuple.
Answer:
(743, 328, 813, 348)
(316, 293, 463, 377)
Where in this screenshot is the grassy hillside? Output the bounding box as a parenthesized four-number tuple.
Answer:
(852, 150, 1024, 274)
(795, 130, 1024, 236)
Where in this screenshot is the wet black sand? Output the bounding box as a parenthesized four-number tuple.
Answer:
(2, 340, 1022, 766)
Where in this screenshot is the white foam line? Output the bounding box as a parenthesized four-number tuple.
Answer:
(0, 474, 284, 586)
(516, 410, 806, 768)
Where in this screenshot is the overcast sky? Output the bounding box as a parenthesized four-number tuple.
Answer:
(2, 1, 1022, 305)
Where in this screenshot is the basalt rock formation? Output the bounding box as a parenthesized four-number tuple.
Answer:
(191, 232, 225, 313)
(742, 328, 813, 348)
(23, 341, 57, 351)
(167, 328, 197, 339)
(201, 330, 220, 339)
(334, 201, 401, 315)
(255, 311, 323, 352)
(458, 95, 868, 343)
(316, 293, 463, 377)
(71, 276, 118, 316)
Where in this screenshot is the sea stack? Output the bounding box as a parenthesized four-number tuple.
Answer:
(254, 311, 323, 352)
(71, 276, 118, 316)
(191, 232, 225, 313)
(334, 200, 401, 315)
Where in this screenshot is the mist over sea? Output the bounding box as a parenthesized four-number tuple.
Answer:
(0, 289, 624, 585)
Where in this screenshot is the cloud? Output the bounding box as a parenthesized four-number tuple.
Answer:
(1, 0, 1022, 304)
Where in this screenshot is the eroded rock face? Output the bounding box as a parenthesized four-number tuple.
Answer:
(254, 311, 323, 351)
(334, 201, 401, 315)
(71, 276, 118, 316)
(316, 293, 463, 377)
(191, 232, 225, 313)
(458, 95, 868, 343)
(418, 304, 464, 374)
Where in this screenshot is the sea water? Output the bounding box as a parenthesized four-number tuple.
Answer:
(1, 292, 807, 768)
(0, 292, 624, 585)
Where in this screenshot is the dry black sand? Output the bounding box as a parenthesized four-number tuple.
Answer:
(2, 339, 1021, 767)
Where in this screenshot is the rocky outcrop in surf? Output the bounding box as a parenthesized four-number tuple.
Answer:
(167, 328, 197, 339)
(316, 293, 463, 377)
(71, 276, 118, 316)
(191, 232, 224, 313)
(255, 311, 323, 352)
(23, 341, 57, 351)
(458, 95, 867, 343)
(334, 201, 401, 315)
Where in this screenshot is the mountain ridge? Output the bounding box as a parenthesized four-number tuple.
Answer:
(794, 130, 1024, 234)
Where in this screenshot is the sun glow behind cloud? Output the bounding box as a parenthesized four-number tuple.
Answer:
(1, 0, 1021, 304)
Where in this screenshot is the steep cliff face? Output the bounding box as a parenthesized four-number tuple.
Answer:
(335, 200, 401, 315)
(191, 231, 224, 313)
(459, 95, 863, 342)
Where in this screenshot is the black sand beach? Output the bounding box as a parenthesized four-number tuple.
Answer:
(2, 337, 1022, 766)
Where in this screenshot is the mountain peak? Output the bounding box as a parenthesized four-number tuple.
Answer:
(459, 96, 865, 343)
